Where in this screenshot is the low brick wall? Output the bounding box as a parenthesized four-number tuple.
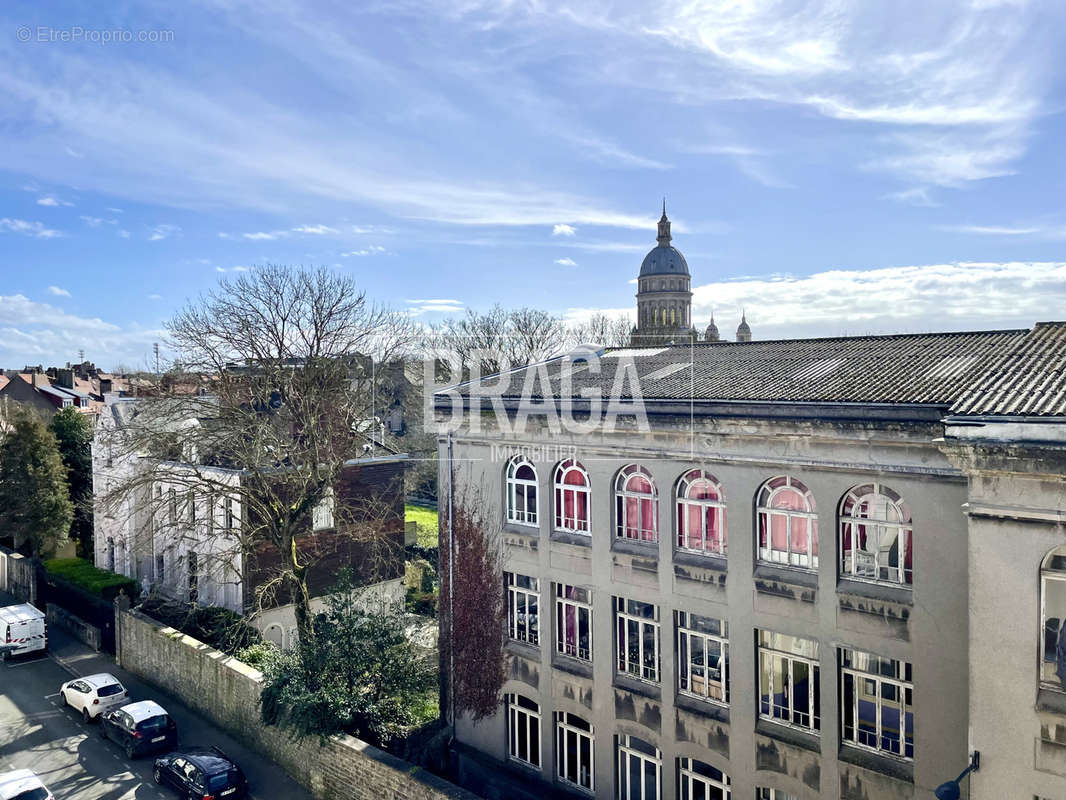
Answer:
(0, 545, 36, 605)
(115, 608, 478, 800)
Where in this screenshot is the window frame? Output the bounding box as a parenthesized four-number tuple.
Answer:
(757, 629, 821, 733)
(506, 693, 541, 770)
(506, 456, 539, 527)
(676, 469, 727, 556)
(677, 757, 730, 800)
(556, 711, 594, 793)
(755, 790, 798, 800)
(506, 572, 540, 646)
(838, 482, 913, 587)
(615, 465, 659, 543)
(616, 734, 661, 800)
(1041, 546, 1066, 691)
(556, 584, 593, 662)
(554, 459, 591, 535)
(615, 597, 661, 684)
(677, 611, 729, 704)
(839, 647, 914, 760)
(756, 476, 819, 570)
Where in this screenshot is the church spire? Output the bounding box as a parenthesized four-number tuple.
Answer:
(657, 199, 672, 246)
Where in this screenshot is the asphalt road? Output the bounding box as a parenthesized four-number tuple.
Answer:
(0, 596, 311, 800)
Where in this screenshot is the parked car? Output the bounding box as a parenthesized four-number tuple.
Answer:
(0, 769, 53, 800)
(153, 747, 249, 799)
(98, 699, 178, 758)
(0, 604, 46, 660)
(60, 673, 128, 723)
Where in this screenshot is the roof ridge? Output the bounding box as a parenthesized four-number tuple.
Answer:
(606, 327, 1030, 351)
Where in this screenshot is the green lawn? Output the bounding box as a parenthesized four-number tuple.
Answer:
(405, 504, 439, 548)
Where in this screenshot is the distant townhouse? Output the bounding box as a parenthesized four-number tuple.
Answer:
(92, 396, 407, 649)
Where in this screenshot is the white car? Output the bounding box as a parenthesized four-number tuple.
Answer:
(0, 769, 54, 800)
(60, 673, 129, 723)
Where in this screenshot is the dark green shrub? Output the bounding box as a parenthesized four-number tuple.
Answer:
(137, 596, 262, 656)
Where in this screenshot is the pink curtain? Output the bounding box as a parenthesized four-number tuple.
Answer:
(640, 498, 656, 541)
(904, 529, 913, 583)
(771, 513, 788, 551)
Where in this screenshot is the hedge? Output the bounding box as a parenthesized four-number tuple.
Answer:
(43, 558, 138, 601)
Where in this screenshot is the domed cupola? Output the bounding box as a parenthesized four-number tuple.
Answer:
(705, 314, 720, 342)
(638, 204, 690, 278)
(736, 311, 752, 342)
(630, 200, 696, 346)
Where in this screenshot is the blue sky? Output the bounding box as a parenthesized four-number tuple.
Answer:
(1, 0, 1065, 369)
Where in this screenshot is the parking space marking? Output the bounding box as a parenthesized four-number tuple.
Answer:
(4, 656, 48, 668)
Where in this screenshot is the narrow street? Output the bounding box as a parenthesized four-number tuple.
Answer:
(0, 596, 311, 800)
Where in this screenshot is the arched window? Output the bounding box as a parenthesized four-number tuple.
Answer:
(554, 459, 590, 534)
(506, 456, 538, 526)
(1041, 546, 1066, 690)
(756, 476, 818, 569)
(839, 483, 912, 585)
(615, 465, 658, 542)
(676, 469, 726, 556)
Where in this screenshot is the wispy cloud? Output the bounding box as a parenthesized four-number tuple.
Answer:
(554, 257, 578, 266)
(406, 298, 465, 315)
(148, 293, 162, 300)
(886, 187, 938, 207)
(0, 218, 63, 239)
(939, 224, 1045, 236)
(47, 285, 71, 297)
(291, 224, 339, 235)
(341, 245, 386, 256)
(37, 195, 73, 207)
(553, 224, 577, 237)
(148, 224, 180, 241)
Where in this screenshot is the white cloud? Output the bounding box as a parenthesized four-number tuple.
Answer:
(342, 245, 386, 257)
(553, 224, 577, 237)
(148, 293, 162, 300)
(291, 224, 339, 235)
(79, 215, 118, 227)
(148, 224, 180, 241)
(406, 298, 465, 315)
(554, 257, 578, 266)
(118, 229, 131, 239)
(47, 285, 71, 297)
(886, 187, 938, 207)
(0, 218, 63, 239)
(37, 195, 72, 207)
(939, 224, 1044, 236)
(216, 265, 251, 273)
(242, 231, 278, 240)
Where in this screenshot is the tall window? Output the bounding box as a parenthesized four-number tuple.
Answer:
(676, 469, 726, 555)
(168, 488, 177, 524)
(756, 477, 818, 569)
(755, 790, 797, 800)
(224, 496, 237, 532)
(507, 456, 539, 526)
(556, 711, 594, 792)
(616, 465, 658, 542)
(555, 459, 591, 534)
(187, 490, 197, 522)
(678, 758, 730, 800)
(187, 551, 199, 603)
(617, 735, 660, 800)
(677, 612, 729, 703)
(556, 584, 593, 661)
(616, 597, 660, 683)
(506, 572, 540, 646)
(757, 630, 820, 732)
(1041, 546, 1066, 690)
(840, 648, 914, 759)
(506, 694, 541, 769)
(839, 483, 913, 586)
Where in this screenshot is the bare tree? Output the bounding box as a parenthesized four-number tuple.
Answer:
(104, 265, 414, 645)
(566, 312, 633, 348)
(425, 305, 568, 378)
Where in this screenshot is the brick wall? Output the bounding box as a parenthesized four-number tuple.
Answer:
(116, 607, 478, 800)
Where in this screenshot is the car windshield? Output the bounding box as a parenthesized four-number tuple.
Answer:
(207, 771, 236, 791)
(97, 684, 123, 697)
(10, 788, 50, 800)
(136, 715, 170, 732)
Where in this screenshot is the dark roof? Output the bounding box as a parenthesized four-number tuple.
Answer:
(448, 327, 1045, 408)
(950, 321, 1066, 416)
(638, 245, 689, 277)
(182, 747, 237, 773)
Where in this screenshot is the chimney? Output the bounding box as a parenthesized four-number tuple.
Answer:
(56, 368, 74, 390)
(31, 372, 47, 389)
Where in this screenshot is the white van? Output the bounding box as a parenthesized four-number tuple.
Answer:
(0, 604, 47, 659)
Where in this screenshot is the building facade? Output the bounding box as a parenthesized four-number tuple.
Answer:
(438, 322, 1066, 800)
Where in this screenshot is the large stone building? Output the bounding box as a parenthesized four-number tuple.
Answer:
(436, 256, 1066, 797)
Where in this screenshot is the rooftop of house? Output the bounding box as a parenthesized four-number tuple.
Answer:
(442, 321, 1066, 417)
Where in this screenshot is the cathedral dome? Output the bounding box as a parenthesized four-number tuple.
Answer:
(639, 245, 690, 278)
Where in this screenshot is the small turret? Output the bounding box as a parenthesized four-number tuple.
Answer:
(704, 314, 720, 342)
(736, 311, 752, 343)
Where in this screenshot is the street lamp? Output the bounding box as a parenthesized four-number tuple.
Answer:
(934, 751, 980, 800)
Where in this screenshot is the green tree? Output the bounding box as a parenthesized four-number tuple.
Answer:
(49, 407, 94, 557)
(260, 569, 437, 746)
(0, 409, 73, 558)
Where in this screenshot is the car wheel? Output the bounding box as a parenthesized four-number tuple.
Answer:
(82, 707, 90, 724)
(153, 767, 162, 784)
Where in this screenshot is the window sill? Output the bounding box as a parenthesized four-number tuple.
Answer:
(503, 522, 540, 538)
(1037, 687, 1066, 716)
(504, 639, 540, 660)
(550, 531, 592, 548)
(753, 563, 818, 589)
(552, 654, 593, 679)
(613, 672, 662, 701)
(611, 538, 659, 558)
(555, 778, 594, 798)
(673, 549, 727, 572)
(837, 578, 913, 606)
(675, 692, 729, 723)
(754, 718, 821, 754)
(838, 743, 914, 783)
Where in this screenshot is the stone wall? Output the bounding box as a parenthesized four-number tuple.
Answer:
(0, 545, 37, 605)
(116, 607, 479, 800)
